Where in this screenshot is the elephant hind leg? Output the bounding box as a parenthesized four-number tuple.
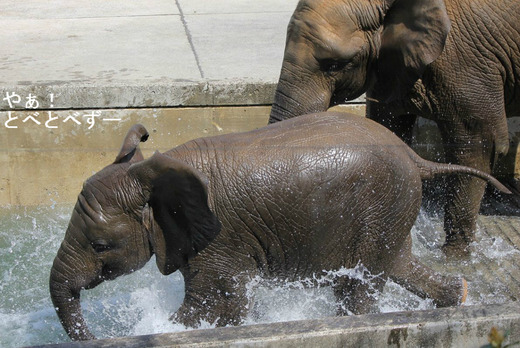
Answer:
(391, 257, 467, 307)
(389, 239, 467, 307)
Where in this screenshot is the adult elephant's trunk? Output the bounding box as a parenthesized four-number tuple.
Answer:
(269, 72, 332, 124)
(49, 226, 99, 341)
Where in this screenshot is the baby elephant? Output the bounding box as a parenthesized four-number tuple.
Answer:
(50, 112, 509, 340)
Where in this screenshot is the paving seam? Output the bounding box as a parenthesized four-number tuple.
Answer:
(477, 218, 520, 300)
(175, 0, 205, 78)
(506, 216, 520, 247)
(493, 219, 520, 299)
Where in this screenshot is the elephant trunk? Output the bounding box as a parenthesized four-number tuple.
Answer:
(269, 71, 332, 124)
(50, 274, 95, 340)
(49, 231, 99, 340)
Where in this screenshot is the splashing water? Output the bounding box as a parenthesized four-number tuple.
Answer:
(243, 264, 383, 325)
(410, 209, 520, 306)
(0, 206, 72, 346)
(1, 205, 517, 347)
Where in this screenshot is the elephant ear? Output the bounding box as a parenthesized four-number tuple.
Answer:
(114, 124, 150, 164)
(129, 152, 221, 275)
(376, 0, 451, 100)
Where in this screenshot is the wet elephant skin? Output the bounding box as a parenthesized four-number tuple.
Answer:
(270, 0, 520, 257)
(49, 112, 511, 340)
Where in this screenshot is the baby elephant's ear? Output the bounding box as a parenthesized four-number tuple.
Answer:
(129, 152, 221, 275)
(114, 124, 149, 164)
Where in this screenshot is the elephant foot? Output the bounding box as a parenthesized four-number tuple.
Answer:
(442, 228, 476, 260)
(453, 277, 468, 306)
(442, 241, 472, 261)
(170, 302, 218, 329)
(433, 277, 468, 308)
(169, 308, 200, 329)
(171, 299, 246, 329)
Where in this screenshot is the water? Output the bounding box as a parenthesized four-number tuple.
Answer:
(0, 205, 518, 347)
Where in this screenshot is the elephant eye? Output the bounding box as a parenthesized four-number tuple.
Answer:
(91, 241, 112, 253)
(319, 59, 348, 74)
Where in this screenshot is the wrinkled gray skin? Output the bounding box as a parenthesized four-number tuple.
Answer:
(50, 112, 510, 340)
(270, 0, 520, 257)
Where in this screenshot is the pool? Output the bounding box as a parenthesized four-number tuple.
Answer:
(1, 203, 518, 347)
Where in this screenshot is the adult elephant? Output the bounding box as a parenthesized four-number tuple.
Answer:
(269, 0, 520, 257)
(48, 113, 512, 340)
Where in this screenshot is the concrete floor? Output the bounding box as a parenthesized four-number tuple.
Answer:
(0, 0, 300, 110)
(413, 182, 520, 308)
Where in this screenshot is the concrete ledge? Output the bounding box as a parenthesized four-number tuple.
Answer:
(0, 80, 283, 111)
(35, 302, 520, 348)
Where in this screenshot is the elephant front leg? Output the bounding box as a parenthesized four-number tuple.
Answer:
(332, 274, 386, 316)
(171, 291, 248, 328)
(436, 86, 510, 258)
(171, 267, 255, 328)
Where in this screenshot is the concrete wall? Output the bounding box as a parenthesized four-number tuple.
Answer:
(2, 104, 518, 206)
(0, 105, 366, 206)
(1, 106, 269, 205)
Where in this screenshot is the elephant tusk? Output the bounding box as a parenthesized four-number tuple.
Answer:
(365, 97, 380, 103)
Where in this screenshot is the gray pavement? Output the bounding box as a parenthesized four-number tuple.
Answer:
(0, 0, 299, 110)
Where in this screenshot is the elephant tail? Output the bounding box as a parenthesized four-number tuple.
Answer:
(406, 147, 512, 194)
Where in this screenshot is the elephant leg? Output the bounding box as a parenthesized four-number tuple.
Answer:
(432, 73, 511, 256)
(172, 264, 256, 328)
(389, 235, 467, 307)
(332, 272, 386, 316)
(442, 173, 487, 258)
(437, 114, 508, 258)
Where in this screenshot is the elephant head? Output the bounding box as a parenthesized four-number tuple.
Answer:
(49, 125, 221, 340)
(269, 0, 451, 122)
